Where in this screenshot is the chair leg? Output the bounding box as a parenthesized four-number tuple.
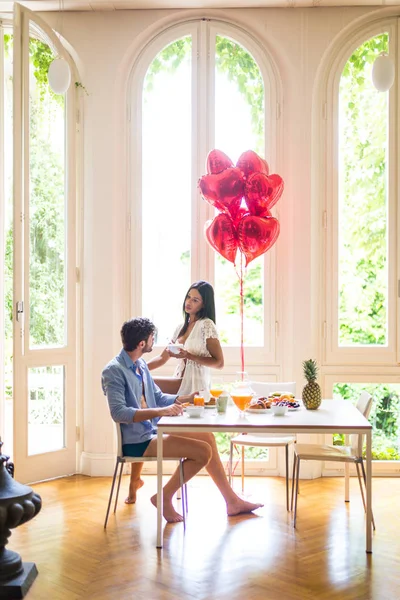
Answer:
(229, 441, 234, 486)
(291, 454, 297, 511)
(114, 462, 124, 513)
(104, 459, 120, 529)
(176, 460, 182, 499)
(355, 462, 366, 512)
(360, 459, 376, 531)
(184, 483, 188, 514)
(241, 446, 245, 494)
(293, 457, 301, 528)
(179, 459, 186, 530)
(285, 444, 290, 511)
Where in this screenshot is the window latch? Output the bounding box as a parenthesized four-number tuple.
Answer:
(16, 301, 24, 322)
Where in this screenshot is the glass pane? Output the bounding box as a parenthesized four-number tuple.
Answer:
(3, 32, 13, 458)
(142, 37, 192, 343)
(216, 255, 264, 346)
(29, 35, 66, 349)
(338, 34, 389, 347)
(333, 383, 400, 460)
(28, 365, 65, 455)
(214, 36, 265, 346)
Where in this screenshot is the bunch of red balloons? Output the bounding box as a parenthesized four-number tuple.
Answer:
(199, 149, 283, 266)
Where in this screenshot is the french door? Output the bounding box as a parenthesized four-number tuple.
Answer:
(12, 4, 77, 483)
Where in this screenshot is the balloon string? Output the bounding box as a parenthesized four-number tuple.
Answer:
(240, 252, 245, 377)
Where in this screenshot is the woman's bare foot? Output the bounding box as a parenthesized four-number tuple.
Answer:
(125, 478, 144, 504)
(226, 498, 264, 516)
(150, 494, 184, 523)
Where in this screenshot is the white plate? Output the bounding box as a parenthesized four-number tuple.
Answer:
(204, 404, 216, 409)
(246, 407, 272, 414)
(287, 406, 301, 411)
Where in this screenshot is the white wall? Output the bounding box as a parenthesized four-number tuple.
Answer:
(40, 6, 387, 475)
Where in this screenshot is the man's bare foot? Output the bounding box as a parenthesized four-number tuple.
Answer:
(226, 498, 264, 516)
(125, 478, 144, 504)
(150, 494, 184, 523)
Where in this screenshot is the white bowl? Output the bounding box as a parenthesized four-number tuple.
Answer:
(186, 405, 204, 418)
(168, 343, 184, 355)
(272, 404, 288, 416)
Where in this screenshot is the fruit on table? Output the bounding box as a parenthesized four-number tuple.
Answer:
(302, 358, 321, 410)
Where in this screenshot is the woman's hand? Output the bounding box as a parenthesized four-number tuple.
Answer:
(167, 348, 191, 360)
(176, 391, 198, 405)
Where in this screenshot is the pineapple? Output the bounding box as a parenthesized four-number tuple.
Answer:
(302, 359, 321, 410)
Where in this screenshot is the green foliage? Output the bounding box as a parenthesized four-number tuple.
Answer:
(4, 34, 66, 354)
(220, 259, 262, 322)
(215, 432, 268, 459)
(144, 35, 264, 146)
(29, 39, 64, 109)
(333, 383, 400, 460)
(145, 37, 191, 93)
(4, 33, 12, 57)
(338, 34, 389, 346)
(215, 36, 264, 146)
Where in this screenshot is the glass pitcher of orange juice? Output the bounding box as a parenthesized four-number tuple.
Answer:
(230, 377, 254, 415)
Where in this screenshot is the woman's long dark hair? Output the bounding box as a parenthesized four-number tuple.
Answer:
(178, 280, 216, 338)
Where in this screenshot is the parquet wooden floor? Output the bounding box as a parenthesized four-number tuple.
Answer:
(9, 475, 400, 600)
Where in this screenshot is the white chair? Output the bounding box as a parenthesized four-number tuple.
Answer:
(291, 391, 376, 529)
(104, 423, 188, 528)
(229, 381, 297, 511)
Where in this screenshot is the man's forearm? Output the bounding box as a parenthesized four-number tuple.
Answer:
(133, 407, 162, 422)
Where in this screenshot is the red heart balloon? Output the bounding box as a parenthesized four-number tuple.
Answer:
(232, 206, 251, 227)
(237, 215, 280, 266)
(265, 174, 284, 210)
(204, 214, 238, 264)
(198, 167, 245, 218)
(206, 149, 233, 174)
(245, 172, 284, 215)
(236, 150, 269, 179)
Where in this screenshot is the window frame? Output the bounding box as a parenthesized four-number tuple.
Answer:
(322, 19, 399, 367)
(128, 18, 282, 369)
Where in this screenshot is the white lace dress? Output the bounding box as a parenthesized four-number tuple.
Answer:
(172, 318, 219, 395)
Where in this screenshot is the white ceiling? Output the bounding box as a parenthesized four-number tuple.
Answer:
(0, 0, 398, 12)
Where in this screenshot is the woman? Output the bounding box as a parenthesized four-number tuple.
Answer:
(147, 280, 224, 395)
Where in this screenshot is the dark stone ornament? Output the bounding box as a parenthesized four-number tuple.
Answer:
(0, 439, 42, 598)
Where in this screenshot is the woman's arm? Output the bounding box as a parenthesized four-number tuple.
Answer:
(147, 347, 170, 371)
(175, 337, 224, 369)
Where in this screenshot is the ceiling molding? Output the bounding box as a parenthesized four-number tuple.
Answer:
(0, 0, 391, 13)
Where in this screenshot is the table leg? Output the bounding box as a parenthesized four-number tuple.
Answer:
(366, 429, 372, 553)
(344, 434, 350, 502)
(156, 429, 163, 548)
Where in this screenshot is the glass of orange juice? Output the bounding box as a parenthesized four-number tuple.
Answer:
(194, 393, 205, 407)
(210, 378, 224, 399)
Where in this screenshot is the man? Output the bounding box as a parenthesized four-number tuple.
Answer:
(102, 317, 263, 523)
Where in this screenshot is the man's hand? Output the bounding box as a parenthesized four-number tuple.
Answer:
(160, 404, 183, 417)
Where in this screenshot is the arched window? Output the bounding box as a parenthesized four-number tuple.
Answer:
(322, 21, 400, 467)
(131, 20, 279, 366)
(324, 24, 396, 366)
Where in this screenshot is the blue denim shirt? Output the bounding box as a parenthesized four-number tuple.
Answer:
(102, 349, 177, 445)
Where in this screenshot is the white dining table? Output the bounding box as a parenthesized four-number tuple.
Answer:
(156, 399, 373, 552)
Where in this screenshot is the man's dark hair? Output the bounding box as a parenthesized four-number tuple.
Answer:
(120, 317, 156, 352)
